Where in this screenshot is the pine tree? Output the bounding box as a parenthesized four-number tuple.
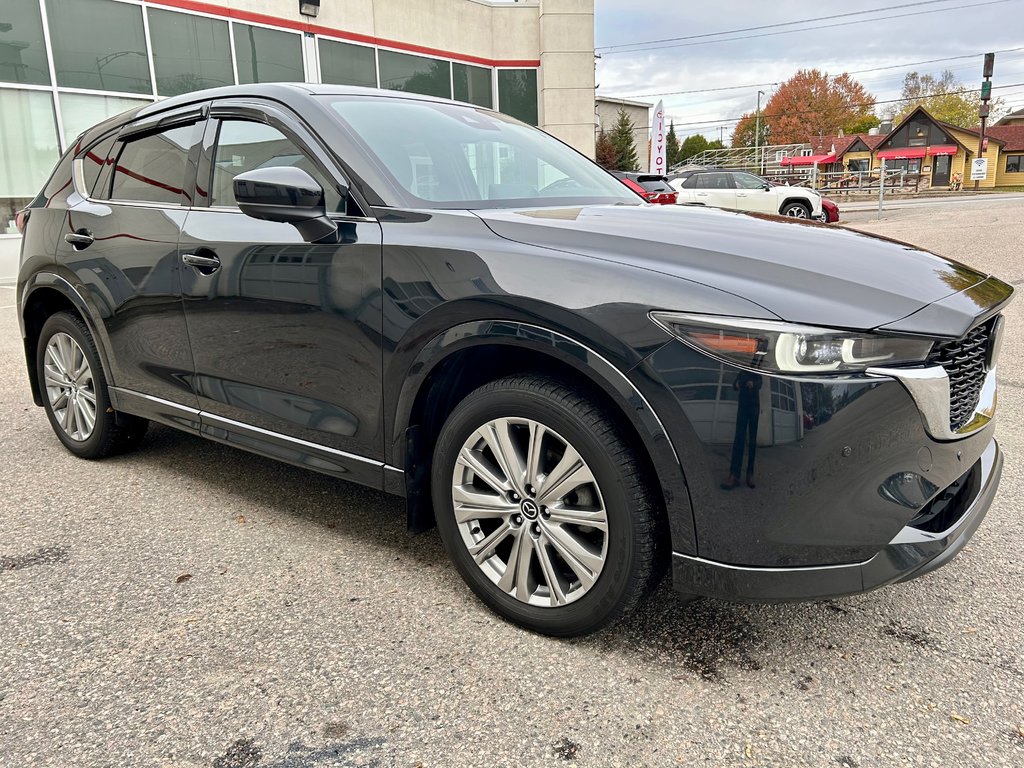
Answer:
(666, 122, 681, 169)
(608, 108, 640, 172)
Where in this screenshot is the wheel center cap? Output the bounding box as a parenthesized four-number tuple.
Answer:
(520, 499, 539, 519)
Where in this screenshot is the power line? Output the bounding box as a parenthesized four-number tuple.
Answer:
(596, 0, 1019, 55)
(597, 0, 959, 51)
(607, 46, 1024, 99)
(627, 81, 1024, 132)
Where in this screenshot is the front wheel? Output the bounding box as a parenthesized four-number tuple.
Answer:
(431, 375, 664, 637)
(781, 201, 811, 218)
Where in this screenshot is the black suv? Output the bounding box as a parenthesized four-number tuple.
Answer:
(17, 85, 1011, 636)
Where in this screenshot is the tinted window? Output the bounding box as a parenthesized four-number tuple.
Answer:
(0, 0, 50, 85)
(80, 134, 117, 196)
(211, 120, 342, 212)
(637, 178, 670, 192)
(497, 69, 538, 126)
(319, 39, 377, 88)
(453, 63, 492, 108)
(45, 0, 151, 93)
(109, 124, 194, 205)
(378, 51, 451, 98)
(679, 175, 697, 189)
(695, 173, 733, 190)
(149, 9, 234, 95)
(233, 23, 303, 84)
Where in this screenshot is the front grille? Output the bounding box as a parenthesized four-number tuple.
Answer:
(927, 320, 992, 431)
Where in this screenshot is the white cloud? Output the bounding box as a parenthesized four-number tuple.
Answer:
(594, 0, 1024, 142)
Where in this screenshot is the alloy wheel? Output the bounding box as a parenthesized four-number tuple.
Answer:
(451, 417, 608, 607)
(785, 204, 809, 218)
(43, 332, 96, 442)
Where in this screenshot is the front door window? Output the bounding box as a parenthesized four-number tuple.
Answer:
(932, 155, 951, 186)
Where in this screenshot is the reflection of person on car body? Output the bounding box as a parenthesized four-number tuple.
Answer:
(721, 369, 763, 490)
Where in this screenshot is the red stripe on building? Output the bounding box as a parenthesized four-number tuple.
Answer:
(145, 0, 541, 68)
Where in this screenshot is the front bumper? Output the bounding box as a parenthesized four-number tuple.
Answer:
(671, 438, 1001, 601)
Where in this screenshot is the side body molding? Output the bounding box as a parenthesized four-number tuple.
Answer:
(389, 320, 696, 554)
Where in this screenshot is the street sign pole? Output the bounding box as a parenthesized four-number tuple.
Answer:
(878, 158, 886, 219)
(975, 52, 995, 191)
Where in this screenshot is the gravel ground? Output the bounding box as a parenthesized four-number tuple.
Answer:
(1, 203, 1023, 767)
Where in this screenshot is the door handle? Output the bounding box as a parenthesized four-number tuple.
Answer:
(64, 229, 94, 249)
(181, 252, 221, 273)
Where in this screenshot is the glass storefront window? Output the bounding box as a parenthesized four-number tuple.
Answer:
(378, 50, 451, 99)
(149, 9, 234, 96)
(0, 89, 59, 230)
(319, 39, 376, 88)
(45, 0, 152, 94)
(60, 92, 151, 145)
(0, 0, 50, 85)
(233, 23, 303, 84)
(497, 69, 537, 126)
(453, 63, 492, 108)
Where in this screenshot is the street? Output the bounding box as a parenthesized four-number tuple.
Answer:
(1, 202, 1023, 767)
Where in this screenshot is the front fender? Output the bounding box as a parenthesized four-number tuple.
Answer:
(389, 319, 697, 555)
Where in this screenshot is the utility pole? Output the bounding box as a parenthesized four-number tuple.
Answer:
(974, 52, 995, 191)
(754, 90, 765, 175)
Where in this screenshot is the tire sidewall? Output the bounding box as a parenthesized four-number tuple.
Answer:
(36, 313, 114, 458)
(782, 202, 810, 218)
(432, 383, 642, 636)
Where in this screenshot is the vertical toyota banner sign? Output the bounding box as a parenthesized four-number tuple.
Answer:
(649, 100, 666, 174)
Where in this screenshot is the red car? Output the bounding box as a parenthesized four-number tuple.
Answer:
(820, 198, 840, 223)
(612, 172, 678, 205)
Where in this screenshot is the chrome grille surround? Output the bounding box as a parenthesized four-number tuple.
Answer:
(926, 321, 992, 431)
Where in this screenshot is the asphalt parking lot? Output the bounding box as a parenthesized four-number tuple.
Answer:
(1, 201, 1023, 767)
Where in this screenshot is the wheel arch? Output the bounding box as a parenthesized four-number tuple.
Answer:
(20, 272, 113, 408)
(778, 197, 812, 216)
(390, 320, 695, 554)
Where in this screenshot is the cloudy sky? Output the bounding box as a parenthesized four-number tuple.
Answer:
(594, 0, 1024, 143)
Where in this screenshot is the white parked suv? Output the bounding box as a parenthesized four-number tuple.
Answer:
(669, 169, 822, 219)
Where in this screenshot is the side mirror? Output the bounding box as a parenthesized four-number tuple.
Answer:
(761, 182, 772, 191)
(233, 167, 341, 243)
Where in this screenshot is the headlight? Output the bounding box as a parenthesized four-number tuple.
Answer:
(650, 312, 933, 374)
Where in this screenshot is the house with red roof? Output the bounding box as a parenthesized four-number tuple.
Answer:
(782, 106, 1023, 189)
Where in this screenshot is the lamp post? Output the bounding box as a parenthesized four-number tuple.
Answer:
(754, 90, 765, 175)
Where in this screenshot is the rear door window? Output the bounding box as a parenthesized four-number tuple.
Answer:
(107, 124, 194, 205)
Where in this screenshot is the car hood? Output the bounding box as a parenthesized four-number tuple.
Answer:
(473, 204, 994, 332)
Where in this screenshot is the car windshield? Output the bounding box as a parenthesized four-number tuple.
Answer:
(322, 95, 636, 209)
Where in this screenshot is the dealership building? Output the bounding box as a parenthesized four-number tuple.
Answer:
(0, 0, 596, 274)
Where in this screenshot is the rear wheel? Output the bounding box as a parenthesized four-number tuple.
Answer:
(36, 311, 148, 459)
(781, 201, 811, 218)
(432, 374, 663, 637)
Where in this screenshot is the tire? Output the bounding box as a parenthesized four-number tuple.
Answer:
(36, 311, 148, 459)
(781, 201, 811, 218)
(818, 211, 829, 223)
(431, 374, 664, 637)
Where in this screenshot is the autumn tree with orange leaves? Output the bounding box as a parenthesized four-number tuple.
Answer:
(730, 70, 879, 147)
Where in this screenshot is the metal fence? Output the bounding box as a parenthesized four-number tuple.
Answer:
(773, 169, 924, 194)
(672, 143, 811, 175)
